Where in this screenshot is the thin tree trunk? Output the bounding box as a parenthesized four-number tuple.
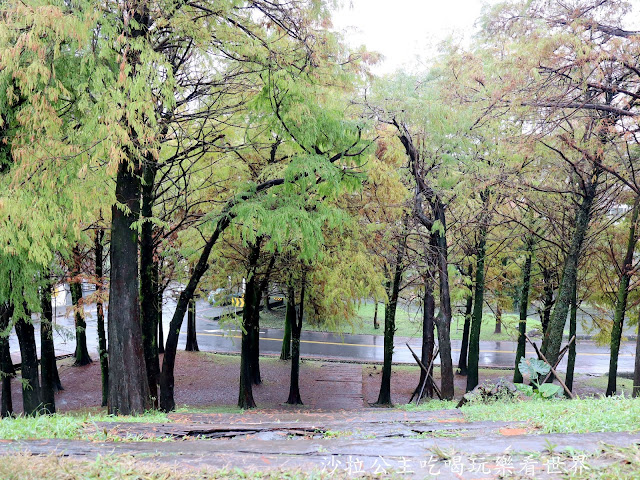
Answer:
(250, 253, 275, 385)
(0, 304, 14, 418)
(432, 201, 454, 400)
(108, 159, 151, 415)
(373, 302, 379, 330)
(185, 298, 199, 352)
(418, 271, 435, 399)
(287, 281, 304, 405)
(467, 222, 489, 392)
(280, 298, 292, 360)
(540, 266, 554, 337)
(40, 278, 56, 414)
(238, 243, 261, 409)
(15, 308, 42, 416)
(607, 198, 640, 396)
(565, 280, 577, 394)
(71, 247, 92, 366)
(156, 264, 164, 354)
(542, 172, 598, 367)
(95, 229, 108, 407)
(375, 228, 406, 406)
(633, 307, 640, 397)
(494, 304, 502, 334)
(458, 264, 474, 376)
(514, 240, 533, 384)
(140, 161, 160, 405)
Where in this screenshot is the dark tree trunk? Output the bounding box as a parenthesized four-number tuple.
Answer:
(514, 240, 533, 384)
(15, 308, 42, 416)
(185, 298, 199, 352)
(71, 248, 92, 366)
(263, 289, 271, 312)
(156, 264, 164, 354)
(634, 308, 640, 397)
(467, 221, 489, 392)
(376, 229, 405, 406)
(494, 304, 502, 334)
(95, 229, 109, 407)
(0, 304, 14, 418)
(249, 307, 261, 385)
(542, 172, 598, 367)
(158, 179, 282, 412)
(540, 266, 554, 337)
(607, 198, 639, 396)
(249, 253, 274, 385)
(373, 302, 380, 330)
(238, 243, 261, 409)
(140, 160, 160, 405)
(431, 201, 454, 400)
(418, 271, 435, 399)
(108, 159, 151, 415)
(280, 297, 292, 360)
(458, 264, 474, 376)
(40, 279, 56, 413)
(287, 282, 304, 405)
(565, 280, 578, 395)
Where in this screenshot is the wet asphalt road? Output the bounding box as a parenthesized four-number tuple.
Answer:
(9, 298, 637, 375)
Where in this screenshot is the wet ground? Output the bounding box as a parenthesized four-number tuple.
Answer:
(5, 408, 640, 478)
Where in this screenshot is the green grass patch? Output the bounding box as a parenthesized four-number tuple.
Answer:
(257, 302, 541, 341)
(460, 395, 640, 434)
(0, 410, 171, 441)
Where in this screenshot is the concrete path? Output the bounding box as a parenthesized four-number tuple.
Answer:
(6, 409, 640, 478)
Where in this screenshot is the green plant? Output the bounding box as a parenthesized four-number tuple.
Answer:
(516, 358, 562, 399)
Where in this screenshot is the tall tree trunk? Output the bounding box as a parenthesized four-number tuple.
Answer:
(540, 266, 554, 337)
(263, 288, 271, 312)
(0, 304, 14, 418)
(467, 221, 489, 392)
(514, 240, 533, 384)
(71, 247, 92, 366)
(607, 198, 639, 396)
(432, 201, 454, 400)
(418, 271, 435, 399)
(40, 279, 56, 414)
(373, 302, 379, 330)
(140, 160, 160, 405)
(280, 297, 292, 360)
(95, 229, 109, 407)
(565, 280, 578, 394)
(494, 304, 502, 334)
(249, 253, 274, 385)
(458, 264, 474, 376)
(238, 243, 261, 409)
(15, 308, 42, 416)
(108, 159, 151, 415)
(633, 308, 640, 397)
(287, 281, 304, 405)
(156, 263, 164, 354)
(542, 172, 598, 367)
(185, 298, 199, 352)
(375, 229, 405, 406)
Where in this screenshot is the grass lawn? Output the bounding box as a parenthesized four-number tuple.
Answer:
(258, 302, 544, 341)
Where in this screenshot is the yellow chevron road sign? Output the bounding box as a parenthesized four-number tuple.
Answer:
(231, 296, 245, 308)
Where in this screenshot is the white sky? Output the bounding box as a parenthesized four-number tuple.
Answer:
(331, 0, 499, 74)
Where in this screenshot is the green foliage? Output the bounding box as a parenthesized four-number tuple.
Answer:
(516, 357, 562, 399)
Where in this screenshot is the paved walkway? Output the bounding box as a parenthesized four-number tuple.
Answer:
(7, 409, 640, 478)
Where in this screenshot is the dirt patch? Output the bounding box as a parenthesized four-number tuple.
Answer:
(5, 352, 621, 414)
